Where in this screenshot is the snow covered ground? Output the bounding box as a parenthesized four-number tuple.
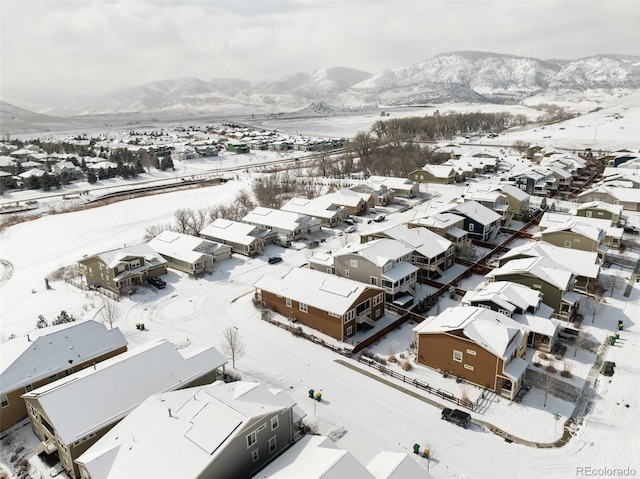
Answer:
(1, 97, 640, 478)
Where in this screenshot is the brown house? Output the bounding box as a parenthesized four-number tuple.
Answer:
(412, 306, 528, 400)
(0, 321, 127, 433)
(77, 243, 167, 294)
(254, 268, 385, 341)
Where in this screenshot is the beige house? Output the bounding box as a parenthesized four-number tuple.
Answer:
(0, 321, 127, 433)
(77, 244, 167, 294)
(148, 230, 231, 275)
(408, 165, 457, 184)
(22, 339, 227, 479)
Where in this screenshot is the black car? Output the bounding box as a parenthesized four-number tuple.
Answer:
(268, 256, 283, 264)
(148, 276, 166, 289)
(441, 408, 471, 428)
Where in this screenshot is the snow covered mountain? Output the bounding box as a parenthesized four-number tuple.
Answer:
(5, 52, 640, 116)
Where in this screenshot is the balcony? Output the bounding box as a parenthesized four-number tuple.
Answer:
(35, 436, 58, 455)
(356, 313, 376, 328)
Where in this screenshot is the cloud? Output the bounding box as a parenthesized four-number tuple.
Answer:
(1, 0, 638, 96)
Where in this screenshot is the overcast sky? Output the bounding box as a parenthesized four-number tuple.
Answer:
(1, 0, 638, 97)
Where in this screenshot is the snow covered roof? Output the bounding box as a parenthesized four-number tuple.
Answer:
(452, 200, 501, 226)
(413, 306, 525, 360)
(256, 435, 375, 479)
(537, 214, 606, 242)
(0, 320, 127, 395)
(281, 197, 346, 220)
(76, 381, 298, 479)
(335, 238, 413, 266)
(242, 206, 318, 231)
(576, 201, 624, 216)
(486, 256, 574, 291)
(321, 189, 369, 207)
(148, 230, 224, 264)
(461, 281, 542, 313)
(22, 339, 227, 446)
(420, 164, 456, 178)
(377, 224, 452, 258)
(366, 175, 417, 192)
(87, 243, 167, 270)
(499, 241, 600, 280)
(366, 451, 434, 479)
(201, 218, 263, 246)
(254, 268, 383, 316)
(412, 212, 465, 229)
(381, 261, 419, 282)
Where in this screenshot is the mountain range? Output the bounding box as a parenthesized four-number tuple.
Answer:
(4, 51, 640, 118)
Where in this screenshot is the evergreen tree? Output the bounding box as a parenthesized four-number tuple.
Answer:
(87, 169, 98, 184)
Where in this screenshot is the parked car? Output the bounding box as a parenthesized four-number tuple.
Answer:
(307, 240, 320, 249)
(344, 225, 357, 233)
(268, 256, 283, 264)
(373, 214, 386, 222)
(274, 236, 292, 247)
(148, 277, 166, 289)
(441, 408, 471, 428)
(343, 218, 355, 225)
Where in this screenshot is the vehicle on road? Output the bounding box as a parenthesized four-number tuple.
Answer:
(373, 214, 386, 222)
(148, 277, 166, 289)
(268, 256, 283, 264)
(441, 408, 471, 428)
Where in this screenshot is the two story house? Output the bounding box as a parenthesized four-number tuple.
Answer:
(450, 201, 502, 242)
(77, 244, 168, 294)
(242, 206, 321, 240)
(76, 381, 305, 479)
(200, 218, 267, 257)
(408, 165, 457, 184)
(280, 197, 348, 227)
(254, 268, 385, 341)
(412, 306, 529, 400)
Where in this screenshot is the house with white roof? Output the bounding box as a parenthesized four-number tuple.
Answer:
(461, 189, 511, 226)
(148, 230, 231, 276)
(327, 239, 419, 304)
(498, 240, 600, 292)
(242, 206, 321, 240)
(350, 181, 394, 206)
(408, 212, 469, 251)
(22, 339, 227, 479)
(463, 182, 530, 218)
(254, 268, 385, 341)
(575, 201, 626, 227)
(408, 164, 457, 184)
(319, 189, 370, 216)
(0, 321, 127, 433)
(280, 197, 348, 227)
(76, 381, 305, 479)
(200, 218, 267, 256)
(486, 256, 579, 321)
(364, 224, 456, 279)
(461, 281, 559, 352)
(413, 306, 529, 400)
(450, 200, 502, 242)
(77, 243, 168, 294)
(366, 175, 418, 198)
(577, 185, 640, 212)
(256, 434, 433, 479)
(536, 212, 615, 253)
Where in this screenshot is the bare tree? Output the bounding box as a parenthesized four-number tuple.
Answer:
(220, 326, 246, 368)
(186, 208, 207, 236)
(174, 209, 192, 234)
(101, 299, 121, 330)
(543, 373, 555, 408)
(581, 295, 604, 323)
(144, 223, 172, 241)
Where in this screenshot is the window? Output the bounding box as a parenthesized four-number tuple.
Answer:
(286, 298, 292, 307)
(246, 432, 257, 448)
(257, 424, 266, 433)
(25, 384, 33, 393)
(466, 349, 476, 356)
(299, 302, 308, 313)
(532, 283, 542, 289)
(346, 325, 353, 336)
(48, 374, 58, 383)
(371, 277, 378, 286)
(375, 308, 382, 318)
(564, 241, 571, 247)
(469, 224, 475, 232)
(350, 260, 358, 268)
(464, 364, 474, 370)
(1, 394, 8, 408)
(269, 436, 277, 453)
(344, 269, 349, 277)
(252, 449, 259, 462)
(271, 417, 279, 430)
(453, 350, 463, 362)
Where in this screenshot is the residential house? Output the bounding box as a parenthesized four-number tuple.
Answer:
(450, 201, 502, 242)
(0, 155, 17, 174)
(22, 339, 227, 479)
(319, 189, 370, 216)
(575, 201, 625, 227)
(256, 435, 433, 479)
(412, 306, 529, 400)
(52, 161, 82, 180)
(254, 268, 385, 341)
(148, 231, 231, 276)
(77, 244, 168, 295)
(485, 256, 579, 321)
(0, 170, 16, 191)
(408, 165, 457, 184)
(0, 321, 127, 433)
(280, 197, 348, 228)
(461, 281, 559, 352)
(328, 239, 418, 303)
(509, 169, 557, 196)
(463, 183, 530, 218)
(366, 175, 419, 198)
(408, 212, 469, 252)
(578, 185, 640, 212)
(498, 241, 600, 292)
(461, 189, 511, 226)
(350, 182, 394, 206)
(76, 381, 305, 479)
(536, 213, 612, 253)
(364, 224, 456, 279)
(200, 218, 267, 257)
(242, 207, 321, 240)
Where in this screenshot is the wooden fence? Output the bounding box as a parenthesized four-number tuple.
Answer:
(355, 355, 475, 411)
(65, 278, 120, 301)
